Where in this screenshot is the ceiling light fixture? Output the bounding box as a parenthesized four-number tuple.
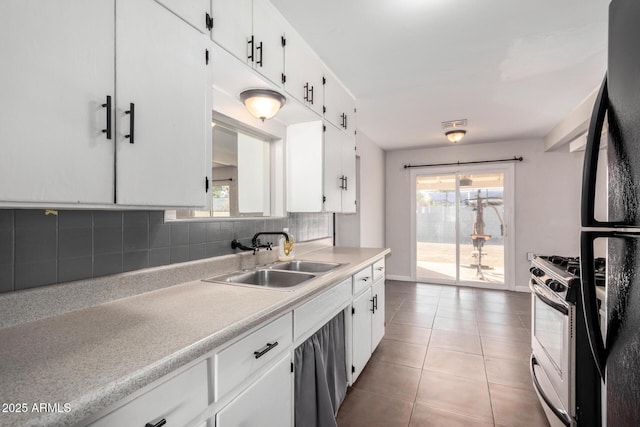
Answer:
(240, 89, 286, 121)
(445, 129, 466, 144)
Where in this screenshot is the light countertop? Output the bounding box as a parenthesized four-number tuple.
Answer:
(0, 246, 389, 427)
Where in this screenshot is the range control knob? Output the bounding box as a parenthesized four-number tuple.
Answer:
(547, 280, 566, 293)
(529, 267, 545, 277)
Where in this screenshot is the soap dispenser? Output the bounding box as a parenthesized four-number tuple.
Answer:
(277, 228, 295, 261)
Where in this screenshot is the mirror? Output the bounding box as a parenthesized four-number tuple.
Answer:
(167, 114, 275, 219)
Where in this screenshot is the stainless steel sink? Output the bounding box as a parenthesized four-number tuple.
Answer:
(204, 269, 315, 290)
(267, 260, 342, 273)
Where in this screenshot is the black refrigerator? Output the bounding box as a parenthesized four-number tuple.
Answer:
(581, 0, 640, 425)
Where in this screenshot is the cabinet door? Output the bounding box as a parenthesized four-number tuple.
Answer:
(216, 355, 293, 427)
(211, 0, 252, 64)
(115, 0, 211, 207)
(340, 132, 357, 213)
(283, 28, 324, 115)
(286, 121, 323, 212)
(371, 279, 385, 351)
(252, 0, 285, 87)
(0, 0, 115, 205)
(324, 72, 355, 133)
(154, 0, 210, 33)
(323, 123, 344, 212)
(352, 289, 372, 382)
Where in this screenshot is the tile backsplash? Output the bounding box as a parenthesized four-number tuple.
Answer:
(0, 210, 332, 293)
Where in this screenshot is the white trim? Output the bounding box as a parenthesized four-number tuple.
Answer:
(410, 163, 516, 290)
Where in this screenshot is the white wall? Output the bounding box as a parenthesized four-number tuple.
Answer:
(385, 139, 587, 290)
(336, 131, 386, 248)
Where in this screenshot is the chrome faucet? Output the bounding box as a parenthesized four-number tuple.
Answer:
(231, 231, 290, 255)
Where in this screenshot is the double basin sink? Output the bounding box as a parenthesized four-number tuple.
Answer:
(203, 260, 344, 291)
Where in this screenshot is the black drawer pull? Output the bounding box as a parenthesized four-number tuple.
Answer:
(125, 103, 135, 144)
(145, 418, 166, 427)
(376, 267, 384, 271)
(101, 95, 112, 139)
(256, 41, 263, 66)
(360, 276, 369, 282)
(254, 341, 278, 359)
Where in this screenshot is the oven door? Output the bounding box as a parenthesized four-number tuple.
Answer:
(530, 279, 574, 426)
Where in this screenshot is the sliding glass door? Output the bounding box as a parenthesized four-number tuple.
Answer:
(414, 166, 512, 289)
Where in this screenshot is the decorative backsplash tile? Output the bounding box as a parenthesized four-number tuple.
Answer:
(0, 210, 332, 293)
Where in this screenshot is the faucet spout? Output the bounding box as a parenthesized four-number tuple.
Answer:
(251, 231, 290, 247)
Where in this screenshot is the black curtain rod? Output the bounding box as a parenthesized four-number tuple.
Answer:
(404, 156, 523, 169)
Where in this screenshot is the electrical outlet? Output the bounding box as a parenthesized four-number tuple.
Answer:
(527, 252, 534, 261)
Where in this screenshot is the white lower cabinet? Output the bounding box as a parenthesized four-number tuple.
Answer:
(351, 289, 373, 382)
(350, 260, 386, 382)
(216, 354, 293, 427)
(89, 361, 208, 426)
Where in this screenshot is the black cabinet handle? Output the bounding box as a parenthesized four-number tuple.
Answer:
(248, 35, 255, 62)
(360, 276, 369, 282)
(370, 297, 375, 312)
(254, 341, 278, 359)
(304, 83, 309, 102)
(373, 294, 378, 312)
(344, 176, 348, 191)
(145, 418, 167, 427)
(309, 85, 314, 105)
(256, 41, 263, 67)
(344, 113, 347, 129)
(125, 103, 135, 144)
(101, 95, 112, 140)
(376, 266, 384, 271)
(339, 175, 345, 190)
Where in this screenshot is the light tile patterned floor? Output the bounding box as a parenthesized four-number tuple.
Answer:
(337, 280, 550, 427)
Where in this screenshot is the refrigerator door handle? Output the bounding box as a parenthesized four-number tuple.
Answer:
(580, 231, 608, 379)
(530, 355, 571, 426)
(581, 74, 610, 227)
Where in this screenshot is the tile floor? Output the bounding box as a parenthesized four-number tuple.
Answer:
(336, 280, 550, 427)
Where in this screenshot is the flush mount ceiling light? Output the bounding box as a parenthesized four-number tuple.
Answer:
(445, 129, 467, 143)
(240, 89, 286, 121)
(442, 119, 468, 144)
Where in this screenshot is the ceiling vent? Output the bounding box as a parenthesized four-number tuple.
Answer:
(441, 119, 468, 129)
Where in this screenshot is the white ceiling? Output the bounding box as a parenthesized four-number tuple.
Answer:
(270, 0, 609, 150)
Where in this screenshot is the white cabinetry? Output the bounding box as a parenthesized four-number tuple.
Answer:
(0, 0, 115, 205)
(211, 0, 284, 86)
(352, 288, 373, 382)
(324, 71, 356, 134)
(283, 27, 324, 115)
(286, 121, 356, 213)
(154, 0, 210, 33)
(0, 0, 211, 208)
(89, 361, 208, 426)
(350, 259, 386, 382)
(115, 0, 211, 207)
(216, 355, 293, 427)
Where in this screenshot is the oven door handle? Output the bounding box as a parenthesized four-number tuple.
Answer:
(530, 355, 571, 426)
(529, 281, 569, 315)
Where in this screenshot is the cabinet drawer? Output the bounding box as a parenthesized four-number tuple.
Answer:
(215, 312, 292, 400)
(90, 361, 207, 426)
(216, 354, 292, 427)
(353, 265, 373, 295)
(294, 278, 352, 341)
(372, 258, 385, 282)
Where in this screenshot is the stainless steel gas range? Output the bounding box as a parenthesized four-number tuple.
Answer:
(529, 255, 602, 427)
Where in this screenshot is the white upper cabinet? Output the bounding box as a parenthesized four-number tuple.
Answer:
(154, 0, 211, 33)
(0, 0, 115, 205)
(324, 123, 356, 213)
(115, 0, 211, 207)
(251, 0, 286, 86)
(283, 28, 324, 116)
(210, 0, 252, 62)
(0, 0, 212, 208)
(286, 121, 356, 213)
(324, 71, 356, 135)
(211, 0, 284, 87)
